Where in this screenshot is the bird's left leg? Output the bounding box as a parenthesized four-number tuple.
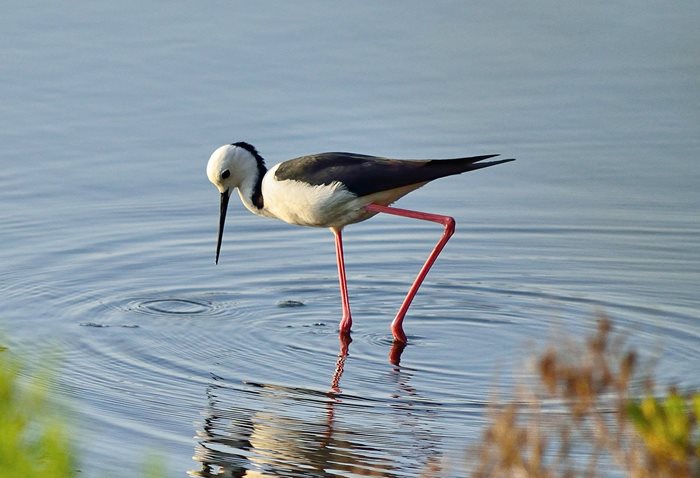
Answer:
(364, 203, 456, 344)
(331, 227, 353, 337)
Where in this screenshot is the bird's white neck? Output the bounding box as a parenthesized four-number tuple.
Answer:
(236, 174, 265, 215)
(227, 142, 269, 217)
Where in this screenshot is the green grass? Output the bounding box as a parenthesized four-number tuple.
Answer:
(0, 350, 75, 478)
(627, 391, 700, 472)
(1, 345, 168, 478)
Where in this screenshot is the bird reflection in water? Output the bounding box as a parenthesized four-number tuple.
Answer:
(190, 335, 440, 477)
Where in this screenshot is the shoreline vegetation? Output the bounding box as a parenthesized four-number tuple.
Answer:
(2, 316, 698, 477)
(458, 316, 700, 478)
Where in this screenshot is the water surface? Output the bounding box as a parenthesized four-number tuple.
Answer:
(1, 1, 699, 476)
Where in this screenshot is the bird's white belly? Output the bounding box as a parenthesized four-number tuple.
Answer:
(262, 177, 368, 228)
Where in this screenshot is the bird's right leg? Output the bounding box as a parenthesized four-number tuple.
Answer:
(364, 203, 456, 344)
(332, 227, 352, 336)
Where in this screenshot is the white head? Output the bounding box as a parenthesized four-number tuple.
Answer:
(206, 142, 267, 264)
(207, 144, 248, 193)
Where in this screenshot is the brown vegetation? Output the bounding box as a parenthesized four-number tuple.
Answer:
(468, 316, 699, 478)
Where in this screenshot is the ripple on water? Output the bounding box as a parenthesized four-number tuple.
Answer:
(6, 224, 695, 478)
(80, 297, 217, 328)
(103, 291, 234, 318)
(134, 298, 213, 315)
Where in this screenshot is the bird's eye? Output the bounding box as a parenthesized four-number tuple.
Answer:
(221, 170, 230, 179)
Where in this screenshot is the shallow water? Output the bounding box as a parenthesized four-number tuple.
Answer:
(1, 1, 699, 476)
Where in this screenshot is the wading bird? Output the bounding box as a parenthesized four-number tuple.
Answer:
(207, 142, 514, 344)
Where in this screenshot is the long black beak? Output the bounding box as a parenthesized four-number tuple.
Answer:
(215, 190, 230, 264)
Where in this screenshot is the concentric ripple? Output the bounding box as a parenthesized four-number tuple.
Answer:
(134, 298, 213, 315)
(103, 291, 232, 318)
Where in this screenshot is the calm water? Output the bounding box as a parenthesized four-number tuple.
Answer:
(2, 2, 699, 476)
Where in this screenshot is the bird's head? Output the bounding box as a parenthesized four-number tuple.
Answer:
(206, 142, 265, 264)
(207, 143, 250, 194)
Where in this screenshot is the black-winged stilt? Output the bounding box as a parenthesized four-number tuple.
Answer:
(206, 142, 514, 344)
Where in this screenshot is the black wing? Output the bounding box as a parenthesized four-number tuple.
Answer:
(274, 152, 514, 197)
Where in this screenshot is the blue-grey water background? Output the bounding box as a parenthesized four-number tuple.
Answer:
(1, 1, 699, 476)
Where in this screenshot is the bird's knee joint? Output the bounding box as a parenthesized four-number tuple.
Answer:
(443, 217, 456, 236)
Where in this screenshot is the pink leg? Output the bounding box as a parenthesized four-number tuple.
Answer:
(365, 203, 456, 344)
(332, 227, 352, 336)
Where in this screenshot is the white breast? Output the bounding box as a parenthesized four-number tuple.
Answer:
(261, 164, 369, 228)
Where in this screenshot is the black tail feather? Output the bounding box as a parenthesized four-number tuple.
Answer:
(465, 157, 516, 170)
(424, 155, 515, 177)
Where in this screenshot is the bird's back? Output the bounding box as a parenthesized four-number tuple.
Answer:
(274, 152, 514, 198)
